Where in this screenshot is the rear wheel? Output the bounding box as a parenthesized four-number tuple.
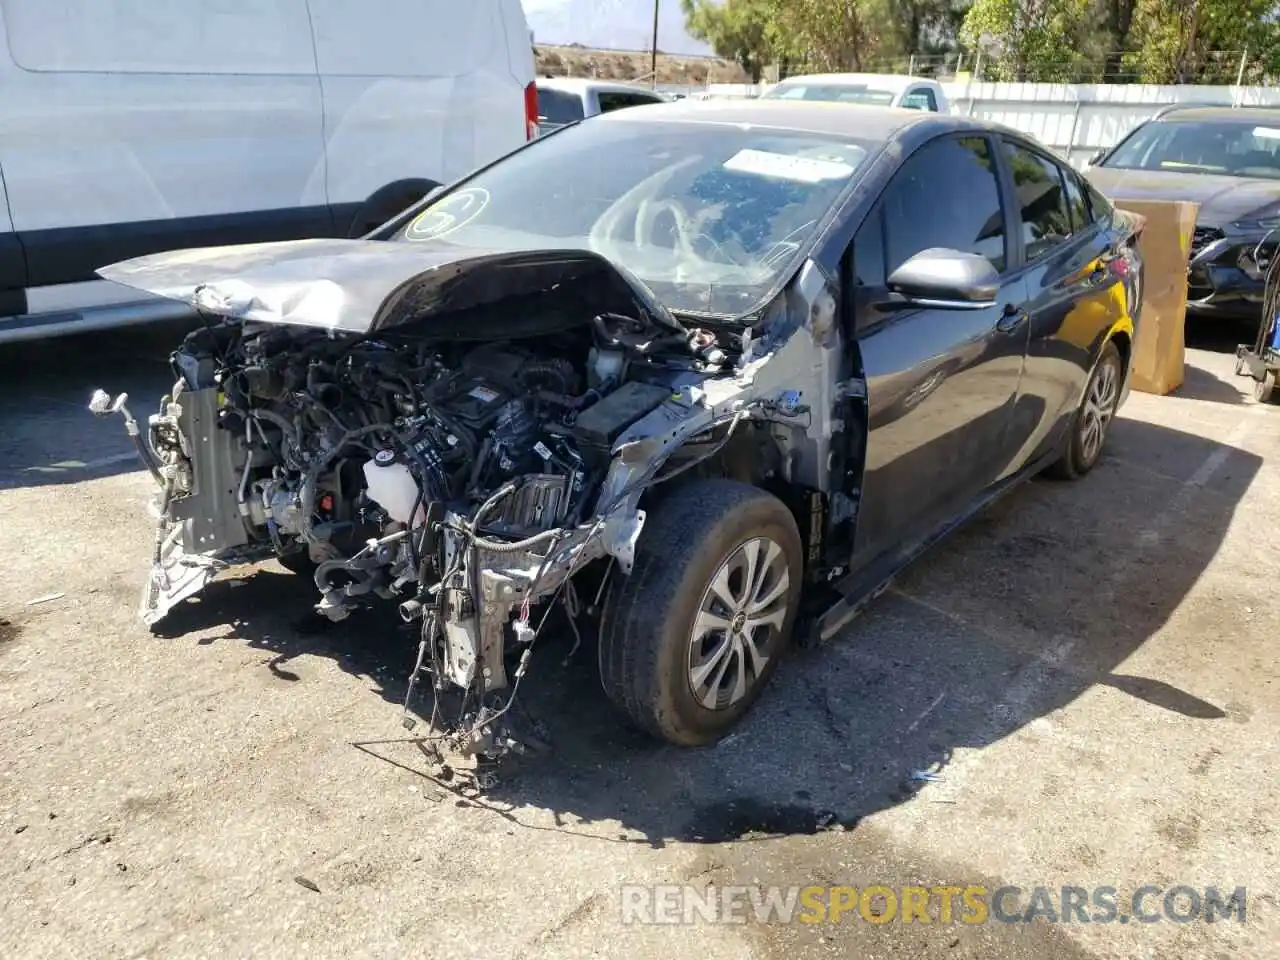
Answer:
(1044, 340, 1122, 480)
(599, 479, 803, 746)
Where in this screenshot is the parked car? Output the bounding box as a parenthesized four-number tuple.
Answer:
(1085, 105, 1280, 321)
(534, 78, 669, 134)
(759, 73, 949, 113)
(0, 0, 537, 345)
(92, 101, 1143, 754)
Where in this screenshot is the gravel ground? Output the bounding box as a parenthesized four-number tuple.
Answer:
(0, 318, 1276, 960)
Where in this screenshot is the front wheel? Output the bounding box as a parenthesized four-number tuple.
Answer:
(1044, 340, 1123, 481)
(598, 479, 803, 746)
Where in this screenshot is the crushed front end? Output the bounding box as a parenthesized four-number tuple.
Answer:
(90, 240, 849, 760)
(1186, 225, 1277, 319)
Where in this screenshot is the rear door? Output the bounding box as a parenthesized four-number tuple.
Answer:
(310, 0, 528, 205)
(997, 136, 1126, 471)
(847, 133, 1029, 564)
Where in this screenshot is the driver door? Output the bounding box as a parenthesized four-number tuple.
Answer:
(844, 133, 1030, 564)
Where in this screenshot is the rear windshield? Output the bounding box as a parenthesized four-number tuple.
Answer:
(536, 87, 585, 125)
(763, 84, 897, 107)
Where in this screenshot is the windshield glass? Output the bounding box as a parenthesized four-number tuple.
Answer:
(535, 87, 585, 126)
(391, 117, 873, 316)
(1104, 120, 1280, 179)
(762, 83, 897, 107)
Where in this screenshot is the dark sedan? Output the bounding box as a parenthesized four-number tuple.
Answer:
(95, 100, 1144, 748)
(1086, 105, 1280, 320)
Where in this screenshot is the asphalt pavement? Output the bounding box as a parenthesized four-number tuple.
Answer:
(0, 317, 1276, 959)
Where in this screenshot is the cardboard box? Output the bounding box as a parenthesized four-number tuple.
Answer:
(1108, 198, 1199, 396)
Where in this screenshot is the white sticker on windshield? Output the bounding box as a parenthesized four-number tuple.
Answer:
(1253, 126, 1280, 141)
(723, 149, 855, 184)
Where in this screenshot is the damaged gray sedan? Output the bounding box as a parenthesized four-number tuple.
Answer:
(91, 101, 1143, 754)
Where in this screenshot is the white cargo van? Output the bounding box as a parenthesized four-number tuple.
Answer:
(0, 0, 537, 344)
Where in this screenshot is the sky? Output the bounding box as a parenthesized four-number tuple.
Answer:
(522, 0, 715, 56)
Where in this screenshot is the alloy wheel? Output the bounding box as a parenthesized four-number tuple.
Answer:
(1080, 356, 1119, 466)
(687, 537, 791, 712)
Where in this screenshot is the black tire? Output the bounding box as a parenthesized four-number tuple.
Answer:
(1044, 340, 1123, 481)
(598, 479, 803, 746)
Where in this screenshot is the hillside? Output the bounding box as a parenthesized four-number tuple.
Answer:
(524, 0, 712, 56)
(534, 44, 749, 86)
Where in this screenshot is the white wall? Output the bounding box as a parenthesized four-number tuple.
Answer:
(703, 81, 1280, 168)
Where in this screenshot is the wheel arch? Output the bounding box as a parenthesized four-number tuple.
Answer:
(347, 178, 441, 238)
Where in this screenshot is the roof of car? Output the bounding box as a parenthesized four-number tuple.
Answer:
(536, 77, 666, 97)
(1156, 105, 1280, 123)
(592, 97, 955, 140)
(771, 72, 939, 91)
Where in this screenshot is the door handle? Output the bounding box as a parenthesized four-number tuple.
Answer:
(995, 303, 1025, 334)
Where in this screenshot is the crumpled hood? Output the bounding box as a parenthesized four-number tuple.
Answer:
(1085, 167, 1280, 227)
(97, 237, 682, 336)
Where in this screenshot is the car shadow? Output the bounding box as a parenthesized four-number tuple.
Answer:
(1173, 359, 1247, 405)
(146, 414, 1260, 851)
(1185, 313, 1254, 355)
(0, 318, 198, 490)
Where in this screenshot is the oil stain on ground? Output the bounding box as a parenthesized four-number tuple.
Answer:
(0, 616, 20, 653)
(682, 799, 857, 843)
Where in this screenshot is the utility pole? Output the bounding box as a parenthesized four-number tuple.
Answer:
(651, 0, 660, 89)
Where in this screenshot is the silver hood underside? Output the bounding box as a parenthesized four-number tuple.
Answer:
(97, 237, 682, 336)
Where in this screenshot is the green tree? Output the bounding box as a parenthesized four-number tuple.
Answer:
(681, 0, 776, 82)
(769, 0, 896, 72)
(960, 0, 1096, 80)
(887, 0, 968, 70)
(1126, 0, 1280, 83)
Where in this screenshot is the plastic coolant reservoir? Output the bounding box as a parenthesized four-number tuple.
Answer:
(362, 450, 422, 524)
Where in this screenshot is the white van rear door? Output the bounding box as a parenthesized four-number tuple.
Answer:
(310, 0, 531, 211)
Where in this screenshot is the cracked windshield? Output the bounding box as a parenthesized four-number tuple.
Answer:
(393, 117, 872, 316)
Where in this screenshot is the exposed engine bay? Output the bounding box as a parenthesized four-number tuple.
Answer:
(90, 240, 850, 759)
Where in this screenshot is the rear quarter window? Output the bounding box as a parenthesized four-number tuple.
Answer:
(537, 88, 586, 124)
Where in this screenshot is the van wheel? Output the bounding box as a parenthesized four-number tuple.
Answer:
(599, 479, 803, 746)
(1044, 340, 1122, 480)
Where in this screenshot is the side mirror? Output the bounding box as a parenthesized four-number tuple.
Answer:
(884, 248, 1000, 309)
(1087, 148, 1107, 167)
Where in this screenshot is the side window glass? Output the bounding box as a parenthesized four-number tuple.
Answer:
(598, 92, 654, 113)
(853, 204, 887, 288)
(1061, 168, 1092, 231)
(882, 135, 1006, 274)
(901, 89, 938, 112)
(1084, 179, 1113, 225)
(1003, 142, 1075, 260)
